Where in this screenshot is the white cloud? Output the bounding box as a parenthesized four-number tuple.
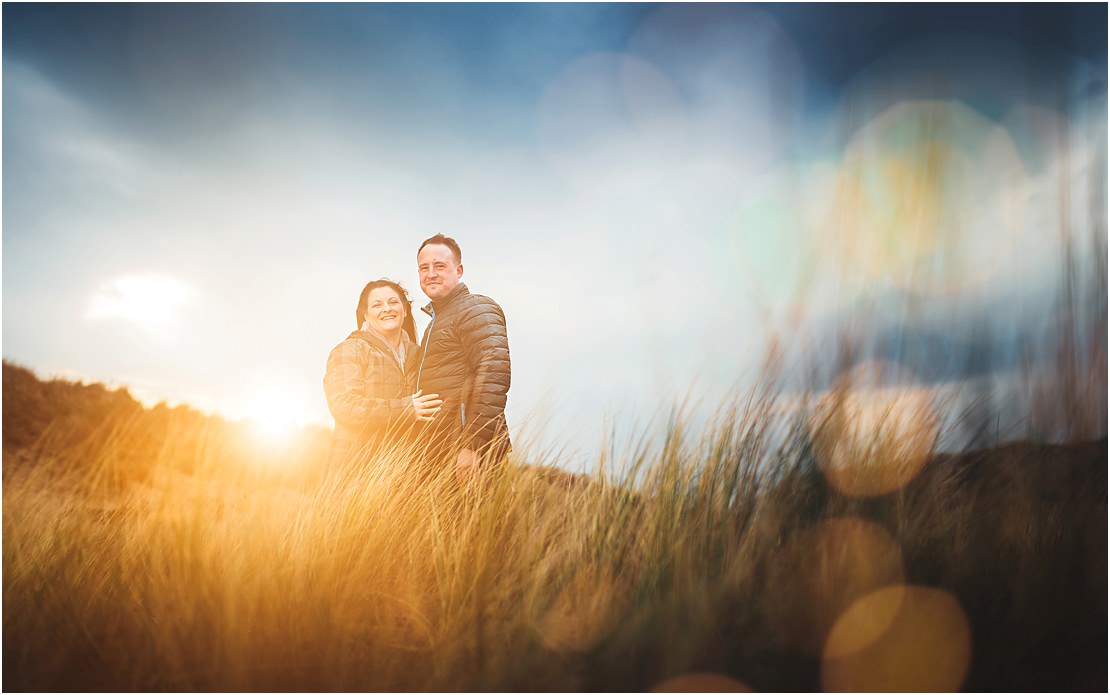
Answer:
(85, 273, 197, 332)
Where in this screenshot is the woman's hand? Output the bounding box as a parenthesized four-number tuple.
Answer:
(411, 390, 443, 422)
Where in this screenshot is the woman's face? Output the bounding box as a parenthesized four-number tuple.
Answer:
(363, 286, 406, 336)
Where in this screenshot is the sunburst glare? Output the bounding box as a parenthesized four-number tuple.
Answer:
(243, 388, 304, 444)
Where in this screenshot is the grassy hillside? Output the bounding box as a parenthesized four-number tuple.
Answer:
(2, 360, 1105, 691)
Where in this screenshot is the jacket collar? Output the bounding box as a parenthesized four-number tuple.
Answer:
(422, 282, 469, 317)
(347, 327, 415, 355)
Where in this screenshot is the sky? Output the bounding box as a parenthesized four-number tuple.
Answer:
(3, 3, 1107, 467)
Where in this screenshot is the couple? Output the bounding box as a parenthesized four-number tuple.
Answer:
(323, 234, 511, 482)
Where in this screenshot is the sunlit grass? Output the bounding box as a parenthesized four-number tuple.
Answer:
(2, 359, 1105, 691)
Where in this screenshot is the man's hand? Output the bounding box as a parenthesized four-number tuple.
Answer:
(411, 390, 443, 421)
(455, 448, 478, 484)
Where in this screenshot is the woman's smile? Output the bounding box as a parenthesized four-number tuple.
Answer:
(364, 286, 406, 336)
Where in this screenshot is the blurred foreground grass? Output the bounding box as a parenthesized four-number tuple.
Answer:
(2, 360, 1105, 691)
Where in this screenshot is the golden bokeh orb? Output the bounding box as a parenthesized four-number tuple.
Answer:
(811, 362, 939, 497)
(652, 672, 753, 692)
(539, 566, 623, 653)
(767, 516, 905, 655)
(822, 584, 972, 692)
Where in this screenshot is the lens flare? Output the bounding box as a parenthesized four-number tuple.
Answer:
(536, 51, 685, 168)
(822, 585, 972, 692)
(1003, 103, 1079, 174)
(539, 566, 622, 653)
(728, 163, 838, 311)
(811, 362, 939, 497)
(767, 516, 905, 655)
(651, 672, 753, 692)
(627, 3, 806, 172)
(829, 99, 1027, 296)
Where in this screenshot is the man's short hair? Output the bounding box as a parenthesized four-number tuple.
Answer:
(418, 233, 462, 265)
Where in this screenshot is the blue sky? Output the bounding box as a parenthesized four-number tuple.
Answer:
(3, 4, 1106, 464)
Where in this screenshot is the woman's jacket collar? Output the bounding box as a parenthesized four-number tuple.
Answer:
(346, 326, 415, 358)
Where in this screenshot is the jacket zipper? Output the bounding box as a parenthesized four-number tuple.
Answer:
(415, 305, 436, 392)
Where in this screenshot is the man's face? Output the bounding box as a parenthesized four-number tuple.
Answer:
(418, 243, 463, 300)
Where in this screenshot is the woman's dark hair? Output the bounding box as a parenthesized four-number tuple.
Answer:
(355, 278, 417, 343)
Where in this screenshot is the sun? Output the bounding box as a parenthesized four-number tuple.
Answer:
(243, 389, 304, 442)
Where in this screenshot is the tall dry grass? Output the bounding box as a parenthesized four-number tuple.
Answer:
(2, 360, 1106, 691)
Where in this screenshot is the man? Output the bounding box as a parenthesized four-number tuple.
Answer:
(412, 233, 511, 481)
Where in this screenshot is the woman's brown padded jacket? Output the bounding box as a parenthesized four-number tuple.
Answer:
(323, 329, 417, 469)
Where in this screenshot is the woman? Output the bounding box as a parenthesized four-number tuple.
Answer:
(323, 279, 441, 470)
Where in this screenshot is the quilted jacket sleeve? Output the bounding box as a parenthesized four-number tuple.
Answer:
(323, 339, 414, 430)
(458, 296, 511, 450)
